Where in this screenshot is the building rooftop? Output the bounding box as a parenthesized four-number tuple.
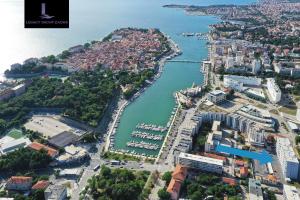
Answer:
(283, 184, 300, 200)
(209, 90, 226, 96)
(31, 180, 50, 190)
(172, 165, 187, 182)
(277, 138, 299, 163)
(222, 177, 237, 186)
(28, 142, 58, 157)
(7, 176, 32, 185)
(0, 137, 31, 154)
(179, 152, 224, 166)
(249, 178, 263, 200)
(45, 184, 66, 200)
(48, 131, 80, 148)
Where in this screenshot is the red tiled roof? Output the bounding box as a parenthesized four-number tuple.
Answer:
(8, 176, 32, 184)
(240, 167, 249, 176)
(172, 165, 187, 182)
(167, 178, 182, 193)
(28, 142, 58, 157)
(222, 177, 237, 186)
(32, 180, 50, 190)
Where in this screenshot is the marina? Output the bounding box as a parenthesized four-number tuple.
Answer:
(131, 131, 164, 141)
(126, 141, 160, 150)
(136, 123, 168, 132)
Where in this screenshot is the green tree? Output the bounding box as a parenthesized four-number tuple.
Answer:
(158, 188, 171, 200)
(162, 171, 172, 185)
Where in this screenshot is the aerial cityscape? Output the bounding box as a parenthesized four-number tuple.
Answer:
(1, 0, 300, 199)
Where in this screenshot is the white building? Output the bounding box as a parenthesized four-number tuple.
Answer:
(68, 45, 84, 54)
(0, 137, 31, 155)
(267, 78, 281, 103)
(283, 184, 300, 200)
(12, 84, 26, 97)
(249, 178, 263, 200)
(223, 75, 262, 92)
(224, 78, 243, 92)
(56, 145, 89, 165)
(226, 56, 235, 68)
(248, 127, 265, 147)
(177, 152, 223, 174)
(276, 138, 299, 180)
(297, 101, 300, 122)
(252, 59, 261, 74)
(207, 90, 226, 104)
(44, 184, 67, 200)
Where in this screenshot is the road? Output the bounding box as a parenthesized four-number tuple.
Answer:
(104, 99, 128, 151)
(71, 142, 171, 200)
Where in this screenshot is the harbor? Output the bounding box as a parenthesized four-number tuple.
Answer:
(131, 131, 164, 141)
(99, 1, 213, 159)
(136, 123, 168, 132)
(126, 141, 160, 151)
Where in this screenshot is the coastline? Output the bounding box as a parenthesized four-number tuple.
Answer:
(104, 33, 182, 158)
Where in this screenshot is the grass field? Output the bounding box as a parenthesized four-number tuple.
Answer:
(294, 95, 300, 102)
(7, 129, 23, 139)
(255, 103, 267, 109)
(278, 106, 297, 116)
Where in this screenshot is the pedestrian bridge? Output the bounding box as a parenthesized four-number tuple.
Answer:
(166, 60, 201, 64)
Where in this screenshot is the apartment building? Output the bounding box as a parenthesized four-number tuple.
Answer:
(196, 111, 266, 147)
(267, 78, 282, 103)
(177, 152, 223, 174)
(276, 138, 299, 180)
(207, 90, 226, 104)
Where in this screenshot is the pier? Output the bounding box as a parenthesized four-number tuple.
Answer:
(126, 141, 159, 150)
(136, 123, 167, 132)
(131, 131, 164, 141)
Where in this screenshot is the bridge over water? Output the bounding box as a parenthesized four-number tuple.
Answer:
(166, 59, 201, 64)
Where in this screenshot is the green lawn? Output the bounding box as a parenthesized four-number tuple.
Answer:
(278, 106, 297, 116)
(7, 129, 23, 139)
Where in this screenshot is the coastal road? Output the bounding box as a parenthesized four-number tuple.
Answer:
(104, 99, 128, 151)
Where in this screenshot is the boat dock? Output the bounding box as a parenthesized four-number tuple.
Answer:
(136, 123, 167, 132)
(126, 141, 159, 150)
(131, 131, 163, 141)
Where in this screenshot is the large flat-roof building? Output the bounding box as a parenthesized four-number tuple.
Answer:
(194, 110, 269, 147)
(283, 184, 300, 200)
(223, 75, 262, 91)
(6, 176, 32, 191)
(267, 78, 281, 103)
(248, 178, 263, 200)
(0, 137, 31, 155)
(276, 138, 299, 180)
(44, 184, 67, 200)
(177, 152, 223, 174)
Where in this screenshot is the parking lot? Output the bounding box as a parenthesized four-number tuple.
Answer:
(24, 115, 74, 138)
